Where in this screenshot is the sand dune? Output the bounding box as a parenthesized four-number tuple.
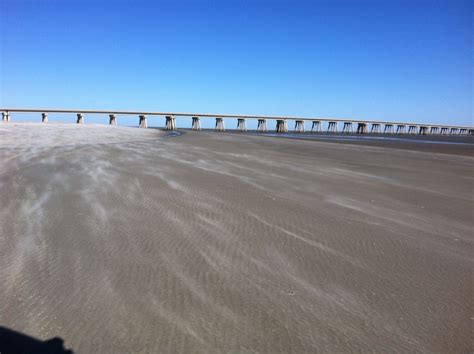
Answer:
(0, 123, 472, 353)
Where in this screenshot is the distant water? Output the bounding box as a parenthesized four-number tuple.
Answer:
(260, 133, 474, 146)
(177, 128, 474, 146)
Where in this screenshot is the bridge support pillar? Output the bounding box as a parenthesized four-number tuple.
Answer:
(165, 115, 176, 130)
(215, 117, 225, 132)
(440, 127, 448, 135)
(109, 114, 117, 125)
(459, 128, 468, 135)
(396, 125, 406, 134)
(469, 129, 474, 135)
(294, 120, 305, 133)
(275, 119, 287, 133)
(384, 124, 394, 134)
(2, 112, 10, 122)
(408, 125, 417, 134)
(191, 116, 201, 131)
(356, 123, 367, 134)
(311, 120, 322, 133)
(77, 113, 84, 124)
(418, 126, 429, 135)
(370, 123, 381, 134)
(449, 128, 458, 135)
(342, 122, 353, 133)
(257, 119, 268, 133)
(41, 113, 48, 123)
(237, 118, 247, 132)
(139, 115, 147, 128)
(430, 127, 439, 135)
(327, 121, 338, 133)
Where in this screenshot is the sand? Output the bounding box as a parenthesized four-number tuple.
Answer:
(0, 123, 472, 353)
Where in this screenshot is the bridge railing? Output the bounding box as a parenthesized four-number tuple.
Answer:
(1, 108, 472, 135)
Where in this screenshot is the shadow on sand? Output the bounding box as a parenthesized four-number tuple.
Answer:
(0, 326, 73, 354)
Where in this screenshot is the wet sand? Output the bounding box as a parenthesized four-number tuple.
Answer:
(0, 123, 472, 353)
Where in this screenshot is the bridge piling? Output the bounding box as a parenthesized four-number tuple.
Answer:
(408, 125, 417, 134)
(450, 128, 459, 135)
(257, 119, 268, 133)
(237, 118, 247, 132)
(2, 112, 10, 122)
(109, 114, 117, 125)
(327, 121, 338, 133)
(295, 120, 305, 133)
(396, 125, 406, 134)
(192, 116, 201, 131)
(370, 123, 381, 134)
(41, 113, 48, 123)
(76, 113, 84, 124)
(312, 120, 322, 133)
(384, 124, 394, 134)
(139, 115, 148, 128)
(440, 127, 449, 135)
(356, 123, 367, 134)
(430, 127, 439, 135)
(276, 119, 288, 133)
(165, 115, 176, 130)
(418, 126, 429, 135)
(342, 122, 353, 133)
(138, 114, 148, 128)
(215, 117, 225, 132)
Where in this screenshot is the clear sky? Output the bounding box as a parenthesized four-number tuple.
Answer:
(0, 0, 472, 126)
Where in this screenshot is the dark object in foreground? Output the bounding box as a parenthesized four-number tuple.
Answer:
(0, 326, 73, 354)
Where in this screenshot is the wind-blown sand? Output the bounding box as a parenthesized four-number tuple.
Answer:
(0, 123, 472, 353)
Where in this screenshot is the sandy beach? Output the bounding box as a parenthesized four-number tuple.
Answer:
(0, 123, 472, 353)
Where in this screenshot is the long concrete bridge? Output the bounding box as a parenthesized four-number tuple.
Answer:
(1, 108, 473, 135)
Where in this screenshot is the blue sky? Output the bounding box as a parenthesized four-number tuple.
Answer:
(0, 0, 472, 127)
